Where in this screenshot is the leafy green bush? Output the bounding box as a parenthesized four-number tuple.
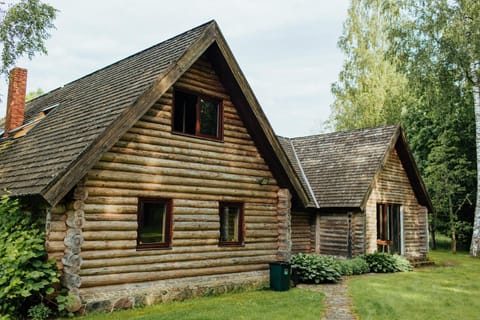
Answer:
(27, 303, 51, 320)
(338, 256, 370, 275)
(290, 253, 343, 283)
(0, 196, 61, 318)
(364, 252, 413, 273)
(391, 254, 413, 272)
(364, 252, 397, 273)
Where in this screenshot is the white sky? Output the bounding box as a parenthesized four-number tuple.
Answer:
(0, 0, 349, 137)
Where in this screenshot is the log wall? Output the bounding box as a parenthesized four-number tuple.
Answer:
(69, 55, 283, 302)
(291, 212, 313, 254)
(317, 212, 363, 257)
(365, 148, 428, 260)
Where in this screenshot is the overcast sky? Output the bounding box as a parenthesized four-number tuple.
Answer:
(0, 0, 349, 137)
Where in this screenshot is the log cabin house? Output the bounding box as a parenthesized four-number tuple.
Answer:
(0, 21, 310, 313)
(279, 125, 433, 261)
(0, 20, 431, 314)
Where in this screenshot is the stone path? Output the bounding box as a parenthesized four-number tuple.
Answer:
(297, 280, 358, 320)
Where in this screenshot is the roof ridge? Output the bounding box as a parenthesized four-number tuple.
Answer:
(290, 124, 399, 140)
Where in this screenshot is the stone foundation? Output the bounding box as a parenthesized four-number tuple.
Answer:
(77, 270, 268, 315)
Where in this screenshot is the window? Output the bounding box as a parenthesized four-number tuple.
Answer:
(137, 198, 172, 249)
(376, 203, 402, 254)
(173, 90, 223, 140)
(219, 202, 244, 246)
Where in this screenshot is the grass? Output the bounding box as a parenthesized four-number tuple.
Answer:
(75, 288, 324, 320)
(349, 249, 480, 320)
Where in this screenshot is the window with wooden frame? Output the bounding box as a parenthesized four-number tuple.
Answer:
(376, 203, 402, 254)
(219, 202, 244, 246)
(173, 90, 223, 140)
(137, 198, 172, 249)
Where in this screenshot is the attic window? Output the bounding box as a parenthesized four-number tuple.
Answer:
(9, 103, 59, 138)
(173, 90, 223, 140)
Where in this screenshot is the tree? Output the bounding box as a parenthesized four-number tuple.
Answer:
(330, 0, 414, 131)
(331, 0, 478, 251)
(462, 0, 480, 256)
(392, 0, 477, 251)
(0, 0, 56, 77)
(26, 87, 43, 101)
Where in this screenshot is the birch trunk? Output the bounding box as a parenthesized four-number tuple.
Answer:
(470, 61, 480, 257)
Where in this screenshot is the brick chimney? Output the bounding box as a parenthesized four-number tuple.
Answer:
(4, 68, 28, 136)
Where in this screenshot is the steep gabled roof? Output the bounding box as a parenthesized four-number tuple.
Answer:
(0, 20, 309, 207)
(281, 125, 433, 212)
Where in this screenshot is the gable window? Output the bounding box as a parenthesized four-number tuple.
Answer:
(137, 198, 172, 249)
(173, 90, 223, 140)
(219, 202, 244, 246)
(376, 203, 402, 254)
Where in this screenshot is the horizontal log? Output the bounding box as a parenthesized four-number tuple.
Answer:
(83, 221, 137, 231)
(86, 187, 278, 204)
(47, 231, 65, 241)
(174, 82, 230, 101)
(46, 242, 65, 253)
(98, 152, 272, 180)
(82, 240, 135, 251)
(110, 141, 268, 169)
(79, 255, 275, 277)
(84, 196, 138, 206)
(80, 264, 268, 289)
(172, 239, 219, 247)
(83, 204, 137, 215)
(48, 221, 67, 232)
(124, 127, 258, 153)
(50, 204, 66, 214)
(91, 162, 273, 190)
(87, 169, 278, 193)
(80, 242, 278, 259)
(81, 249, 275, 268)
(173, 230, 219, 239)
(83, 213, 137, 221)
(85, 180, 277, 200)
(83, 231, 137, 241)
(173, 221, 219, 231)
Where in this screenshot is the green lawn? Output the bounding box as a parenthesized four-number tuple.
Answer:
(76, 288, 324, 320)
(349, 250, 480, 320)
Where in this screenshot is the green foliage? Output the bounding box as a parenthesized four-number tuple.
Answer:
(364, 252, 412, 273)
(338, 256, 370, 275)
(27, 303, 51, 320)
(395, 0, 478, 251)
(329, 0, 413, 130)
(0, 195, 61, 318)
(290, 253, 343, 283)
(26, 88, 44, 101)
(0, 0, 57, 76)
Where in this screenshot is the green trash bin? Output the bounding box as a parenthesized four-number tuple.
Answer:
(269, 262, 290, 291)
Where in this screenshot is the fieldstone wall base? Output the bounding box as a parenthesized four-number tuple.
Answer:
(77, 271, 268, 315)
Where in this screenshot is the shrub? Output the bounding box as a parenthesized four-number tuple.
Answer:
(27, 303, 51, 320)
(290, 253, 343, 283)
(391, 254, 413, 272)
(0, 196, 62, 319)
(339, 256, 370, 275)
(364, 252, 413, 273)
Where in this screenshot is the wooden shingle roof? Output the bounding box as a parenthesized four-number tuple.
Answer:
(0, 21, 310, 207)
(281, 125, 433, 211)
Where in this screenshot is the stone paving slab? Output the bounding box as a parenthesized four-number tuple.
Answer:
(297, 280, 358, 320)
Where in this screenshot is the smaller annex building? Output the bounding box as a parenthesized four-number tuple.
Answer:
(279, 125, 433, 262)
